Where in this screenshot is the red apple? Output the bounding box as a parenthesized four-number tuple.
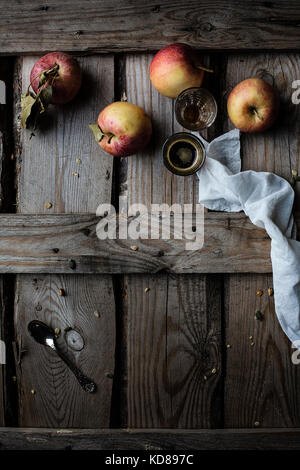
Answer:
(91, 102, 152, 157)
(227, 78, 278, 133)
(30, 52, 82, 104)
(150, 43, 212, 98)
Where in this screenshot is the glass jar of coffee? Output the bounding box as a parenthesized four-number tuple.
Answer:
(163, 132, 206, 176)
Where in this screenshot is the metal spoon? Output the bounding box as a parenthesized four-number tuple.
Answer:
(28, 320, 97, 393)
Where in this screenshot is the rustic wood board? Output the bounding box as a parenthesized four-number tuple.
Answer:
(224, 53, 300, 428)
(0, 212, 279, 274)
(124, 54, 222, 428)
(2, 427, 300, 450)
(14, 55, 116, 427)
(15, 274, 115, 427)
(17, 57, 113, 213)
(0, 44, 299, 439)
(2, 1, 300, 54)
(126, 273, 222, 428)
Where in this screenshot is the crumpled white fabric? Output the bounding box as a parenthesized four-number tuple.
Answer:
(196, 128, 300, 345)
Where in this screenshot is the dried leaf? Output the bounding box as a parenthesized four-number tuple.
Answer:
(20, 92, 40, 130)
(38, 65, 59, 88)
(37, 85, 53, 113)
(89, 123, 104, 142)
(21, 84, 53, 130)
(38, 72, 48, 89)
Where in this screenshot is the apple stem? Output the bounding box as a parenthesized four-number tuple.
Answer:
(195, 65, 214, 73)
(27, 64, 60, 95)
(40, 64, 60, 87)
(252, 108, 264, 121)
(98, 126, 114, 143)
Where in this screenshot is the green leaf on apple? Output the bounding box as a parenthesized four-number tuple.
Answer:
(89, 124, 105, 142)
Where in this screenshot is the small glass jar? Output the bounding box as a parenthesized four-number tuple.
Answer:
(175, 87, 218, 131)
(163, 132, 206, 176)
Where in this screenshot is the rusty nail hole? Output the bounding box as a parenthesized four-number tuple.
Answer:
(69, 259, 76, 270)
(81, 228, 91, 237)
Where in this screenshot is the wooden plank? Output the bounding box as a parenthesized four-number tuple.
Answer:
(2, 427, 300, 450)
(224, 273, 300, 427)
(14, 55, 116, 427)
(2, 1, 300, 54)
(224, 53, 300, 427)
(15, 274, 115, 427)
(124, 54, 222, 427)
(0, 58, 17, 427)
(127, 273, 222, 428)
(17, 57, 113, 213)
(0, 211, 280, 274)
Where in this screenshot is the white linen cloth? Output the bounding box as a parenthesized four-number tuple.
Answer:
(196, 129, 300, 345)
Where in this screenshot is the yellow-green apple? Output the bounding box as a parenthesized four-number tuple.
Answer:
(227, 78, 278, 133)
(30, 52, 82, 104)
(150, 43, 212, 98)
(89, 102, 152, 157)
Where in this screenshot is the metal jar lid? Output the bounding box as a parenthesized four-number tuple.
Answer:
(163, 132, 206, 176)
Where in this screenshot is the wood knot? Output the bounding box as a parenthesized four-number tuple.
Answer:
(200, 22, 214, 32)
(152, 5, 160, 12)
(65, 329, 84, 351)
(256, 70, 274, 86)
(81, 227, 91, 237)
(68, 259, 76, 270)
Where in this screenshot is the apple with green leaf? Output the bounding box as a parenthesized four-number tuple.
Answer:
(89, 102, 152, 157)
(30, 52, 82, 105)
(21, 52, 82, 130)
(227, 78, 278, 133)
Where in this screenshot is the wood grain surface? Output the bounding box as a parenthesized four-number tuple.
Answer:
(2, 1, 300, 54)
(124, 54, 222, 428)
(15, 274, 115, 427)
(223, 53, 300, 428)
(0, 42, 299, 439)
(17, 56, 113, 213)
(2, 427, 300, 450)
(0, 212, 279, 273)
(14, 55, 116, 427)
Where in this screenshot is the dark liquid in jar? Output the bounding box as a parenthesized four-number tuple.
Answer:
(183, 104, 200, 124)
(169, 141, 198, 169)
(182, 104, 207, 129)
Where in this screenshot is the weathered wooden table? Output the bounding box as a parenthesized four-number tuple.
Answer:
(1, 0, 300, 450)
